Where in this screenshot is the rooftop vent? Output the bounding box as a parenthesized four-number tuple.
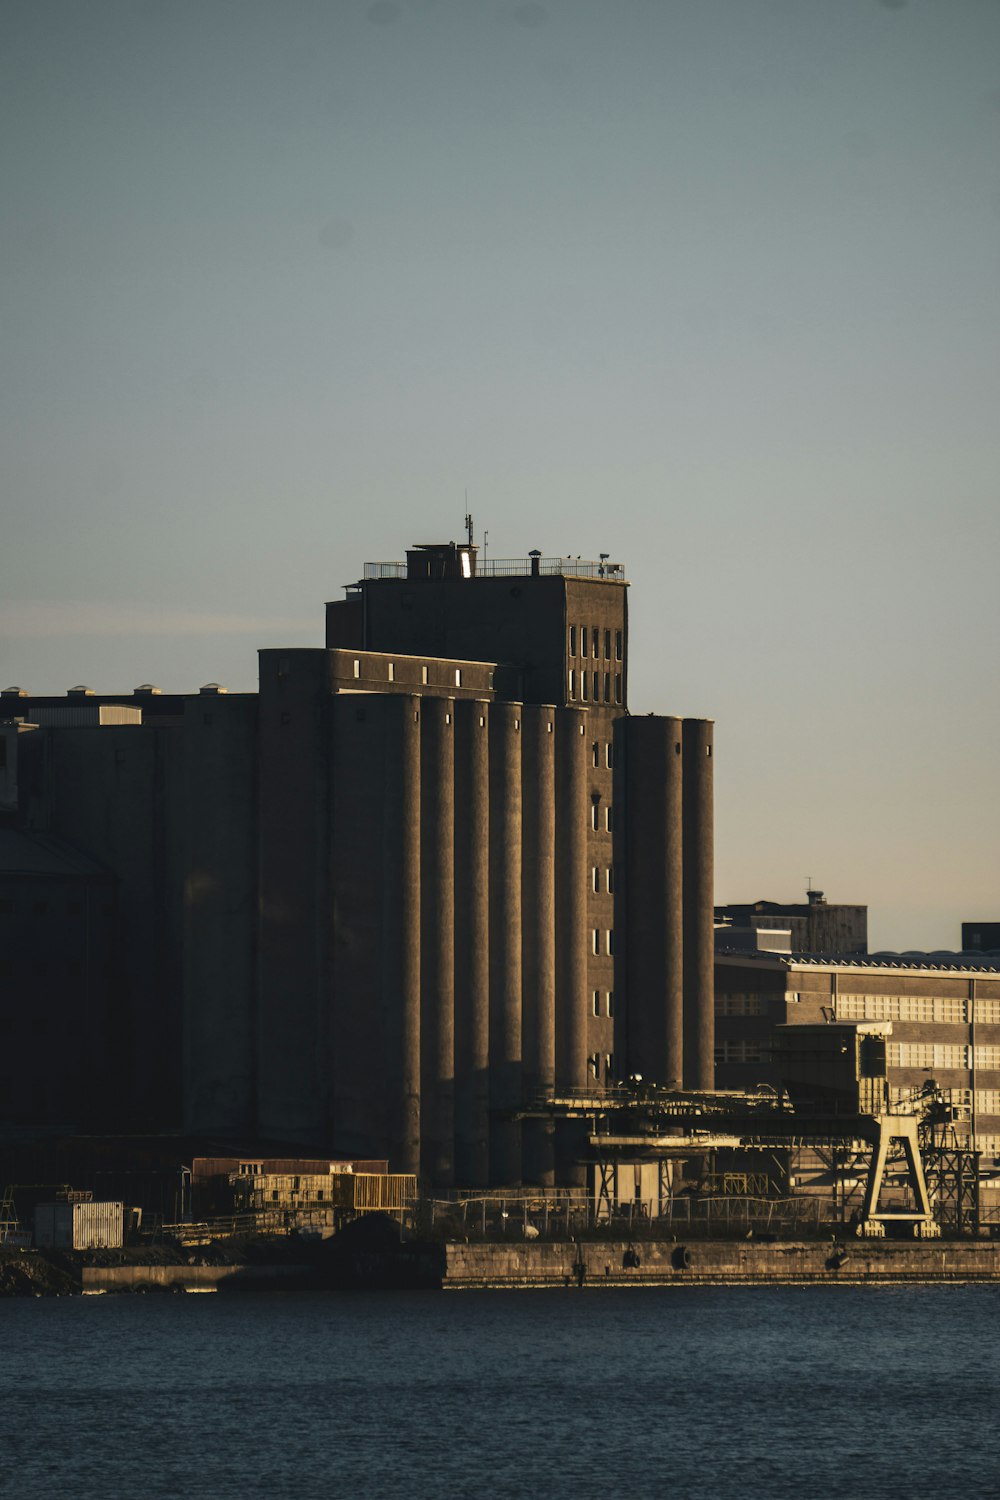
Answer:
(68, 686, 95, 697)
(200, 683, 227, 695)
(2, 686, 27, 697)
(133, 684, 162, 696)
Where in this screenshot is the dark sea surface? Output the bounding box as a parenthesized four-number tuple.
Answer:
(2, 1285, 999, 1499)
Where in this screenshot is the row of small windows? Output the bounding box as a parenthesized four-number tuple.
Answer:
(591, 929, 615, 956)
(590, 804, 614, 832)
(569, 627, 623, 662)
(715, 1040, 763, 1064)
(886, 1043, 1000, 1070)
(838, 994, 1000, 1026)
(591, 866, 614, 894)
(715, 993, 764, 1017)
(350, 660, 485, 690)
(591, 742, 614, 769)
(569, 669, 621, 705)
(592, 990, 616, 1017)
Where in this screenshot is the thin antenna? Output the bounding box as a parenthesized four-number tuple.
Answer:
(483, 529, 488, 556)
(464, 503, 473, 548)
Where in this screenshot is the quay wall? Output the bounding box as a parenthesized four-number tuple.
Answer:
(81, 1263, 311, 1292)
(440, 1238, 1000, 1288)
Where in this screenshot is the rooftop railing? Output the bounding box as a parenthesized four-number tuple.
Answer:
(362, 557, 626, 581)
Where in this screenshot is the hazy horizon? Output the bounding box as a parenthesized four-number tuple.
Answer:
(3, 0, 998, 952)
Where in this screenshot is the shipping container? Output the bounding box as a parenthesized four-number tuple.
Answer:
(34, 1201, 125, 1250)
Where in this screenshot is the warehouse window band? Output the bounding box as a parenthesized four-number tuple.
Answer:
(715, 1040, 763, 1064)
(837, 994, 1000, 1025)
(886, 1043, 1000, 1070)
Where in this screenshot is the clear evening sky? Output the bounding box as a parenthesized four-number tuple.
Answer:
(2, 0, 998, 951)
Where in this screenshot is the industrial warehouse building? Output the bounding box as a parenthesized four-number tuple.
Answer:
(0, 536, 715, 1187)
(715, 951, 1000, 1163)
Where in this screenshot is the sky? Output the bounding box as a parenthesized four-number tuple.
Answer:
(2, 0, 998, 951)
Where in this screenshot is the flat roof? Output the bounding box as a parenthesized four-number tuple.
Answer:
(716, 951, 1000, 976)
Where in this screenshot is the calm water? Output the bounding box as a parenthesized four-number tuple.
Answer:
(2, 1286, 999, 1499)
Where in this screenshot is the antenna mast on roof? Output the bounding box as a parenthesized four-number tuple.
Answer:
(464, 505, 473, 547)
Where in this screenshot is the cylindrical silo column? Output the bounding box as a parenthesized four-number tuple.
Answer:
(454, 700, 490, 1186)
(521, 705, 556, 1186)
(381, 695, 421, 1174)
(623, 716, 684, 1090)
(420, 696, 455, 1186)
(555, 708, 588, 1186)
(683, 717, 715, 1090)
(488, 701, 523, 1185)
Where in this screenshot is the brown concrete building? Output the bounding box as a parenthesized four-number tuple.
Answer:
(715, 952, 1000, 1163)
(1, 536, 715, 1186)
(715, 890, 867, 955)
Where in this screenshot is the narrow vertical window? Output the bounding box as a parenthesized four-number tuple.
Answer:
(581, 626, 588, 657)
(603, 671, 610, 702)
(590, 803, 598, 830)
(454, 668, 462, 687)
(592, 929, 600, 955)
(592, 741, 599, 768)
(592, 866, 599, 893)
(421, 665, 429, 684)
(569, 668, 576, 700)
(605, 805, 614, 832)
(614, 673, 622, 703)
(593, 671, 599, 700)
(606, 743, 614, 769)
(604, 629, 611, 660)
(353, 659, 361, 679)
(607, 990, 615, 1018)
(581, 673, 588, 701)
(607, 929, 614, 955)
(615, 630, 622, 661)
(607, 866, 614, 894)
(388, 662, 395, 682)
(569, 625, 576, 656)
(592, 627, 599, 658)
(592, 990, 601, 1017)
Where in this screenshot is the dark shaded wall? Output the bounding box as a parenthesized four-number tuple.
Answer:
(180, 694, 258, 1136)
(0, 838, 116, 1129)
(615, 715, 715, 1092)
(19, 721, 185, 1130)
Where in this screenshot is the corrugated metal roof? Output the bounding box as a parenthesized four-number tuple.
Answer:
(715, 950, 1000, 975)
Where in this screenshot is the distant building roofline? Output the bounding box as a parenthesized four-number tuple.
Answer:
(715, 950, 1000, 975)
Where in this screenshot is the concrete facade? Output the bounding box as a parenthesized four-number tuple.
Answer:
(1, 540, 715, 1184)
